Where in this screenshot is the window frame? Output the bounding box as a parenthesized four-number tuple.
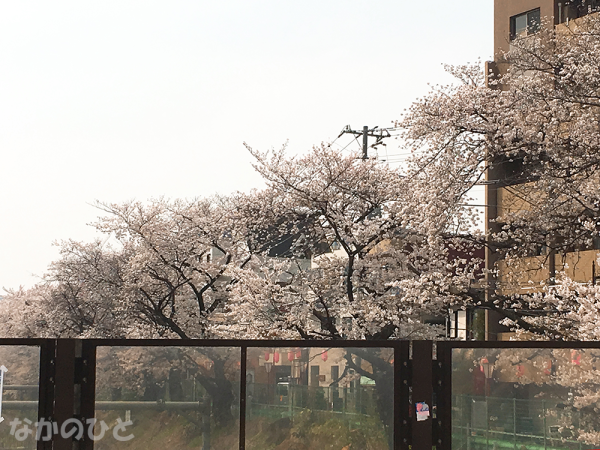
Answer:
(510, 8, 541, 40)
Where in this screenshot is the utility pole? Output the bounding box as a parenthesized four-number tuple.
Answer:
(338, 125, 391, 159)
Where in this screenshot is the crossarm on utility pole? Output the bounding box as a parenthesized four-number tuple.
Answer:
(338, 125, 392, 159)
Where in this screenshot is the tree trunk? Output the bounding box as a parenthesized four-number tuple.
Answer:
(196, 358, 236, 429)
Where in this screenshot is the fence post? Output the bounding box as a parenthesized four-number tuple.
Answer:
(411, 341, 433, 450)
(53, 339, 77, 450)
(202, 394, 212, 450)
(37, 340, 57, 450)
(434, 342, 452, 450)
(513, 397, 517, 450)
(239, 345, 247, 450)
(394, 341, 410, 450)
(543, 399, 547, 450)
(79, 340, 96, 450)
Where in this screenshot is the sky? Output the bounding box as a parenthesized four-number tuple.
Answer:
(0, 1, 493, 291)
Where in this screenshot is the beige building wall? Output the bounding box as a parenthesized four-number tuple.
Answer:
(494, 0, 557, 59)
(488, 1, 600, 340)
(497, 251, 600, 296)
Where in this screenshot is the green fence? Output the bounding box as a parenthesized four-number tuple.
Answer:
(247, 382, 381, 422)
(452, 395, 597, 450)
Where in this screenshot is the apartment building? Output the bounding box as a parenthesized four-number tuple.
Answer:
(485, 0, 600, 340)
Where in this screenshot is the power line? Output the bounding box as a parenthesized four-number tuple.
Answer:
(338, 136, 362, 153)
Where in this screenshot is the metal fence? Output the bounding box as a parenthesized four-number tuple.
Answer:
(451, 395, 594, 450)
(436, 341, 600, 450)
(0, 339, 598, 450)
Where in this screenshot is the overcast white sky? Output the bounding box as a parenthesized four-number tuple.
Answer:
(0, 1, 493, 291)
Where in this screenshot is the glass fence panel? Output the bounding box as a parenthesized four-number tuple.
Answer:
(95, 346, 241, 450)
(452, 348, 600, 450)
(0, 345, 40, 450)
(245, 346, 394, 450)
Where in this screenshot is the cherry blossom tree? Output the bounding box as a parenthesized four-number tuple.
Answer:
(397, 13, 600, 340)
(89, 197, 254, 339)
(214, 143, 482, 342)
(0, 285, 55, 338)
(0, 198, 260, 427)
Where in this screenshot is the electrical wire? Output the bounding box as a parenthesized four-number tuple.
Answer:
(338, 136, 362, 153)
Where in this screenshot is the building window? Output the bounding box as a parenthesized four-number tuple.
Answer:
(559, 0, 600, 24)
(331, 365, 339, 382)
(448, 310, 468, 340)
(510, 8, 541, 40)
